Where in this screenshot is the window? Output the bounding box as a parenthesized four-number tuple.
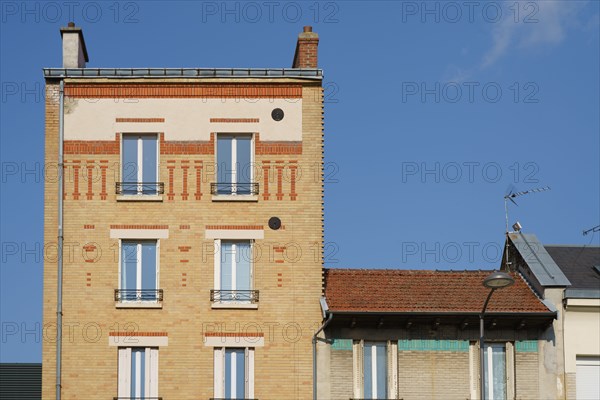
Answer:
(117, 347, 159, 399)
(353, 340, 397, 400)
(363, 342, 387, 399)
(212, 240, 258, 305)
(120, 134, 160, 195)
(118, 240, 160, 302)
(483, 344, 506, 400)
(214, 134, 255, 195)
(214, 347, 255, 399)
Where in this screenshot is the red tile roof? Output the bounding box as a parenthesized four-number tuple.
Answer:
(323, 269, 551, 314)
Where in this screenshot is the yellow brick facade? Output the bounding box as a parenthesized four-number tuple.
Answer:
(43, 79, 324, 399)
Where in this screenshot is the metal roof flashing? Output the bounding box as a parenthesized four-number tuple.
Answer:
(43, 68, 323, 79)
(509, 232, 571, 287)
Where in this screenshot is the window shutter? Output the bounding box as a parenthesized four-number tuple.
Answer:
(117, 348, 131, 398)
(148, 348, 159, 397)
(247, 348, 255, 398)
(214, 347, 224, 398)
(214, 240, 221, 292)
(469, 341, 480, 399)
(506, 342, 515, 399)
(353, 340, 363, 399)
(388, 341, 398, 399)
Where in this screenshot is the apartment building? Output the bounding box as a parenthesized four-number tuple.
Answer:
(43, 24, 324, 400)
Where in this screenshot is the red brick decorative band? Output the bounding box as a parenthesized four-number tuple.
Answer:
(110, 225, 168, 229)
(206, 225, 263, 230)
(210, 118, 259, 123)
(64, 139, 119, 155)
(65, 84, 302, 99)
(204, 332, 264, 337)
(116, 118, 165, 123)
(110, 332, 168, 337)
(256, 142, 302, 155)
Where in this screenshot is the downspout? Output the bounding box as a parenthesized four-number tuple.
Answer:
(313, 298, 333, 400)
(56, 78, 65, 400)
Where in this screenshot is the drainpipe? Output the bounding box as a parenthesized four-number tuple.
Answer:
(312, 298, 333, 400)
(56, 78, 65, 400)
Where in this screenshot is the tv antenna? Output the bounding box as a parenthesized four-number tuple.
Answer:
(503, 185, 551, 267)
(583, 225, 600, 236)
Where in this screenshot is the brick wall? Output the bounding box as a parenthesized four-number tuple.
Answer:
(330, 349, 353, 400)
(43, 79, 324, 400)
(515, 352, 539, 399)
(398, 350, 470, 400)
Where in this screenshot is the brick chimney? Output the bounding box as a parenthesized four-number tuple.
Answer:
(292, 26, 319, 68)
(60, 22, 89, 68)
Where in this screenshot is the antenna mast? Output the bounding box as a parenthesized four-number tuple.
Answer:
(503, 186, 551, 267)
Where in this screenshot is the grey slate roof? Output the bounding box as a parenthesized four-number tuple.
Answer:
(509, 233, 571, 287)
(545, 245, 600, 297)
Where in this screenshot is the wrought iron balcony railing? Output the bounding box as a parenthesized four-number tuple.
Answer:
(210, 182, 259, 196)
(210, 290, 259, 303)
(114, 289, 164, 302)
(116, 182, 165, 195)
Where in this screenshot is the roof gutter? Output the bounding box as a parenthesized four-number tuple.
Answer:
(313, 298, 332, 400)
(326, 310, 557, 318)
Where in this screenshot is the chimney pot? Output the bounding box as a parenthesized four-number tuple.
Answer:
(68, 21, 75, 27)
(303, 26, 312, 32)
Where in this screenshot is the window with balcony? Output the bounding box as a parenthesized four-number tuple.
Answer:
(213, 347, 255, 400)
(115, 240, 162, 307)
(212, 240, 258, 308)
(118, 134, 163, 196)
(116, 347, 159, 400)
(212, 134, 258, 198)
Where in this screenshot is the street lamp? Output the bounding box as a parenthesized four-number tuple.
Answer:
(480, 271, 514, 400)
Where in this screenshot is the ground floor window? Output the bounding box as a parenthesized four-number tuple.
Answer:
(117, 347, 158, 399)
(214, 347, 255, 399)
(483, 343, 507, 400)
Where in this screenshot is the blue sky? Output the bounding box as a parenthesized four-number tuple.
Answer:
(1, 1, 598, 362)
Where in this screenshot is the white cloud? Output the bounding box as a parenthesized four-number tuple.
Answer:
(480, 0, 586, 69)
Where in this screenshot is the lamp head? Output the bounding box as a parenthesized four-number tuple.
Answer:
(483, 271, 515, 289)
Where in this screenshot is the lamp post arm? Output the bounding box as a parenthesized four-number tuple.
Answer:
(481, 288, 496, 317)
(480, 288, 496, 400)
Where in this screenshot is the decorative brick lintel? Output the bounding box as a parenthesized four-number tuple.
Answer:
(109, 332, 168, 337)
(204, 332, 264, 337)
(205, 225, 263, 230)
(110, 224, 169, 229)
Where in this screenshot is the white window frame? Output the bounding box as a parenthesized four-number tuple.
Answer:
(117, 347, 159, 399)
(212, 239, 256, 309)
(469, 341, 515, 400)
(117, 239, 161, 307)
(120, 133, 159, 196)
(214, 347, 255, 399)
(353, 340, 398, 399)
(214, 133, 255, 198)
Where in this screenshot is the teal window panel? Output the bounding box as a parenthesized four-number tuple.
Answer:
(331, 339, 353, 351)
(398, 339, 469, 352)
(515, 340, 538, 352)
